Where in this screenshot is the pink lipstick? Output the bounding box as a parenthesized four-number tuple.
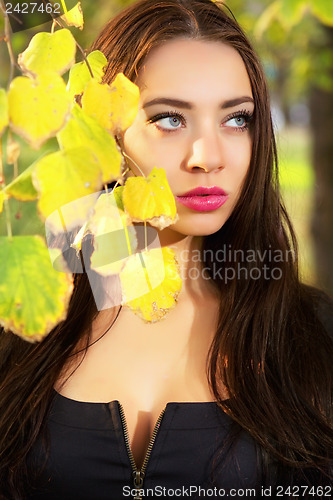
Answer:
(176, 186, 229, 212)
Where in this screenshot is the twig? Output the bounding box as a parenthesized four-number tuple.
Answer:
(51, 15, 94, 78)
(3, 198, 13, 239)
(144, 221, 147, 252)
(122, 151, 147, 177)
(0, 0, 20, 89)
(0, 0, 15, 237)
(7, 130, 19, 179)
(0, 141, 12, 239)
(116, 136, 145, 178)
(111, 167, 130, 193)
(73, 40, 94, 78)
(115, 140, 149, 254)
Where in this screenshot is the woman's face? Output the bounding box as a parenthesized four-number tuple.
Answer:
(122, 39, 254, 238)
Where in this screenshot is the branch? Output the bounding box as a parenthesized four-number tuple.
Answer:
(0, 0, 20, 89)
(0, 141, 13, 239)
(47, 4, 94, 78)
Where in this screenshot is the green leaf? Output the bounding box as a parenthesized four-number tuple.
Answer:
(280, 0, 308, 28)
(32, 147, 103, 232)
(67, 50, 107, 100)
(57, 104, 122, 183)
(0, 236, 73, 342)
(8, 73, 71, 150)
(0, 89, 9, 136)
(113, 185, 124, 211)
(254, 1, 281, 39)
(18, 29, 76, 77)
(5, 164, 38, 201)
(309, 0, 333, 26)
(61, 1, 84, 30)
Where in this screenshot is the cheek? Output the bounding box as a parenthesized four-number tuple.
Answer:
(225, 135, 252, 177)
(122, 127, 151, 176)
(122, 127, 143, 158)
(124, 128, 183, 177)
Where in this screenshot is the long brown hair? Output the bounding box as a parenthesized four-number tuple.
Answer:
(0, 0, 332, 497)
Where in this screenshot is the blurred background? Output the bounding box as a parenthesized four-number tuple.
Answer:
(0, 0, 332, 297)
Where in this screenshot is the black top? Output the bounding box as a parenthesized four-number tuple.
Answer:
(27, 393, 261, 500)
(26, 296, 333, 500)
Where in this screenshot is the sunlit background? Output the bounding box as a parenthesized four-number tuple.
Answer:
(1, 0, 332, 297)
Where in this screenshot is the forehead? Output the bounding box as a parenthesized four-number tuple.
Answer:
(136, 39, 253, 103)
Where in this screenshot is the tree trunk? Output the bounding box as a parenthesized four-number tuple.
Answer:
(309, 26, 333, 297)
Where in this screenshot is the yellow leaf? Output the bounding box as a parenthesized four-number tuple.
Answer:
(109, 74, 140, 132)
(5, 164, 38, 201)
(0, 191, 4, 214)
(0, 89, 9, 136)
(32, 147, 102, 232)
(0, 236, 73, 342)
(81, 79, 112, 129)
(123, 168, 178, 229)
(81, 73, 140, 133)
(67, 51, 107, 100)
(18, 29, 76, 77)
(61, 1, 84, 29)
(88, 193, 137, 276)
(8, 73, 71, 150)
(57, 104, 122, 183)
(120, 247, 182, 322)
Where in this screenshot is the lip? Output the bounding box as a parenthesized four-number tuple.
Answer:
(179, 186, 228, 197)
(176, 186, 229, 212)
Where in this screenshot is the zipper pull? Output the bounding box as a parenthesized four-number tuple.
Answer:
(133, 470, 145, 500)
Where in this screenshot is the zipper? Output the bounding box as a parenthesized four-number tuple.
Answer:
(118, 402, 166, 500)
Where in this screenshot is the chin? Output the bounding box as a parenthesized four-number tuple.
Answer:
(170, 214, 228, 237)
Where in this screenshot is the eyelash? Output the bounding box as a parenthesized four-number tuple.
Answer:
(225, 109, 254, 132)
(147, 110, 187, 133)
(147, 109, 254, 133)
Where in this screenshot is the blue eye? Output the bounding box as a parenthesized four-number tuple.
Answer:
(223, 110, 253, 131)
(226, 116, 246, 127)
(147, 111, 186, 132)
(158, 116, 182, 129)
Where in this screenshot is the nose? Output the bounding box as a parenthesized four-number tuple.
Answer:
(186, 131, 224, 173)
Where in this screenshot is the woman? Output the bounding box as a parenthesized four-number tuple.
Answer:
(0, 0, 332, 498)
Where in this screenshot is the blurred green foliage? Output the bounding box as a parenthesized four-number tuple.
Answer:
(230, 0, 333, 110)
(278, 127, 315, 284)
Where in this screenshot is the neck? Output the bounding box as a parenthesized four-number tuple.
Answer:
(160, 233, 218, 301)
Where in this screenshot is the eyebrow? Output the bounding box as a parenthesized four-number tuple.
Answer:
(142, 96, 254, 110)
